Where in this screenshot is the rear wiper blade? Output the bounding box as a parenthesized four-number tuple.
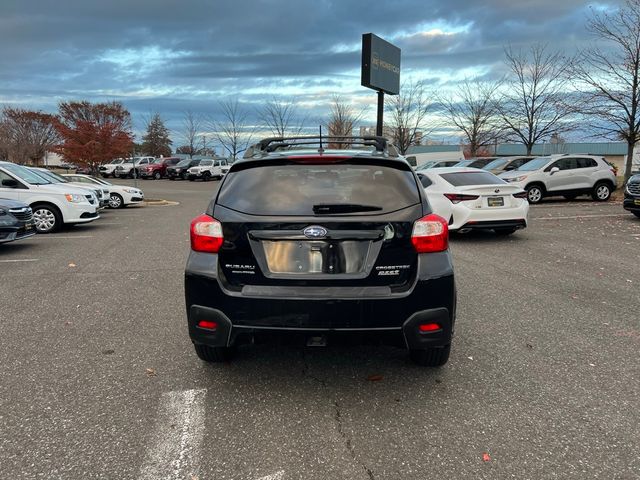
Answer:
(312, 203, 383, 214)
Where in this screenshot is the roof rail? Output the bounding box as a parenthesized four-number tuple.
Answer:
(243, 136, 400, 159)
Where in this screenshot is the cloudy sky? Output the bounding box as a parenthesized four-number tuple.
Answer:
(0, 0, 622, 144)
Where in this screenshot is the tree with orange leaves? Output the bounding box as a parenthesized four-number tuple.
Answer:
(54, 101, 134, 171)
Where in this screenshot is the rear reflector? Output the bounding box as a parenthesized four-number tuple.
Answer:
(419, 323, 442, 332)
(197, 320, 218, 330)
(411, 214, 449, 253)
(190, 214, 223, 253)
(444, 193, 480, 204)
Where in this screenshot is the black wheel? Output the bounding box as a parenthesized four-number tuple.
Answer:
(112, 172, 118, 178)
(526, 184, 544, 204)
(169, 176, 175, 181)
(153, 171, 162, 180)
(109, 193, 124, 209)
(180, 172, 186, 180)
(633, 212, 640, 218)
(31, 203, 62, 233)
(494, 228, 517, 236)
(409, 345, 450, 367)
(563, 194, 578, 200)
(194, 344, 236, 362)
(203, 172, 211, 182)
(592, 182, 612, 201)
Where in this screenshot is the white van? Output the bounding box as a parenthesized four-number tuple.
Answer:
(0, 161, 100, 233)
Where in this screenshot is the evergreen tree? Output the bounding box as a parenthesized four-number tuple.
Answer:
(142, 113, 172, 157)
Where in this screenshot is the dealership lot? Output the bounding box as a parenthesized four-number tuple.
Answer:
(1, 179, 639, 480)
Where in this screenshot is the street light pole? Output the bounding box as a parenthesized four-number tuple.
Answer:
(376, 90, 384, 136)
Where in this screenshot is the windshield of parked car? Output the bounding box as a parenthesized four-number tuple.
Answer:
(440, 171, 506, 186)
(416, 161, 436, 170)
(34, 169, 69, 183)
(200, 160, 213, 166)
(176, 160, 192, 167)
(3, 163, 51, 185)
(482, 159, 508, 170)
(516, 157, 551, 171)
(218, 161, 420, 216)
(454, 160, 473, 167)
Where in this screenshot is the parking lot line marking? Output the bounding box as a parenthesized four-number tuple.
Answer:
(256, 471, 285, 480)
(138, 389, 206, 480)
(535, 214, 628, 220)
(0, 258, 39, 263)
(39, 235, 95, 239)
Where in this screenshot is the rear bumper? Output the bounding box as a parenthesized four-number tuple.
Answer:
(450, 201, 529, 231)
(185, 251, 456, 348)
(458, 218, 527, 231)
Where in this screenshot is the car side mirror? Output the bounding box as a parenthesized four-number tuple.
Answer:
(1, 178, 18, 188)
(549, 166, 560, 175)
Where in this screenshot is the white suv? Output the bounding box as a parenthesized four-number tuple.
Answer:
(186, 158, 228, 181)
(499, 155, 617, 204)
(115, 157, 155, 178)
(0, 161, 100, 233)
(99, 158, 125, 178)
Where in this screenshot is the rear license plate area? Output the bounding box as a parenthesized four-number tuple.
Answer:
(487, 196, 504, 207)
(261, 240, 369, 274)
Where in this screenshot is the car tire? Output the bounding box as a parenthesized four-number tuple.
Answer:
(494, 228, 517, 236)
(193, 344, 236, 362)
(154, 171, 162, 180)
(633, 212, 640, 218)
(409, 345, 450, 367)
(526, 184, 544, 204)
(169, 176, 175, 181)
(203, 172, 211, 182)
(31, 203, 62, 234)
(180, 172, 186, 180)
(109, 193, 124, 209)
(592, 182, 612, 201)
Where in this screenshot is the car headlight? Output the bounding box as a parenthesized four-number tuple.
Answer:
(65, 193, 85, 203)
(506, 175, 528, 183)
(123, 188, 141, 194)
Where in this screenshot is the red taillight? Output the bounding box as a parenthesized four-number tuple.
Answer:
(411, 214, 449, 253)
(444, 193, 480, 204)
(513, 191, 528, 199)
(419, 323, 442, 332)
(197, 320, 218, 330)
(190, 214, 223, 253)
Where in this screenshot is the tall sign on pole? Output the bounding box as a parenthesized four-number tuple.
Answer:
(361, 33, 401, 137)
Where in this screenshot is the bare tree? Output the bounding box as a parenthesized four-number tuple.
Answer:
(499, 44, 574, 155)
(180, 111, 201, 158)
(1, 107, 60, 164)
(326, 95, 366, 149)
(258, 98, 306, 137)
(385, 81, 435, 155)
(440, 79, 504, 157)
(211, 100, 255, 160)
(571, 0, 640, 181)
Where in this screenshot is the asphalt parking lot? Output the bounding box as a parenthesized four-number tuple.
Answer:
(1, 179, 639, 480)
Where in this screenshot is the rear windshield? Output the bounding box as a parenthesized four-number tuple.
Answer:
(217, 161, 421, 215)
(440, 171, 506, 186)
(482, 159, 508, 170)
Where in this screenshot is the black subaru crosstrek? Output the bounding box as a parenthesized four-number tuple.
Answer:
(184, 136, 456, 366)
(623, 174, 640, 218)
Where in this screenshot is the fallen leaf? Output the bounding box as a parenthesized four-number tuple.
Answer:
(146, 368, 157, 377)
(482, 452, 491, 462)
(102, 349, 115, 355)
(467, 356, 473, 361)
(68, 263, 77, 268)
(367, 374, 383, 382)
(526, 343, 533, 349)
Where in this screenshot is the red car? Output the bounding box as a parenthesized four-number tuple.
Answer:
(139, 157, 181, 179)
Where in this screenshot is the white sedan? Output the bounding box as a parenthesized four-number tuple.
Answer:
(416, 167, 529, 235)
(62, 174, 144, 209)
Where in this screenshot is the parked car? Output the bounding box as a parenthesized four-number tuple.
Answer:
(139, 157, 181, 179)
(482, 156, 534, 174)
(499, 155, 617, 204)
(61, 174, 144, 209)
(99, 159, 126, 178)
(416, 160, 461, 171)
(29, 167, 109, 208)
(0, 198, 36, 244)
(187, 158, 229, 181)
(417, 168, 528, 235)
(454, 157, 497, 169)
(115, 157, 155, 178)
(623, 174, 640, 218)
(167, 159, 201, 180)
(184, 136, 456, 366)
(0, 161, 99, 233)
